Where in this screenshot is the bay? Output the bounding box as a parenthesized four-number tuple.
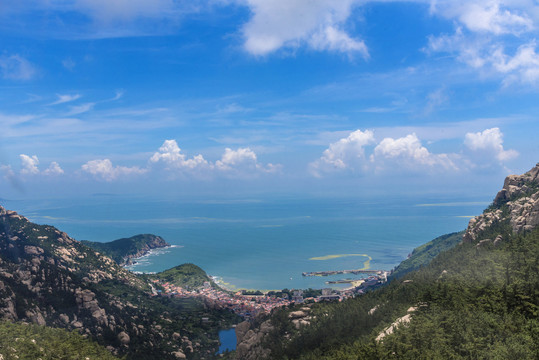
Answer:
(1, 195, 488, 290)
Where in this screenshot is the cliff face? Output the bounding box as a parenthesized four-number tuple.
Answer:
(463, 163, 539, 243)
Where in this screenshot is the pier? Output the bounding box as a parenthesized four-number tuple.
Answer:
(302, 269, 383, 277)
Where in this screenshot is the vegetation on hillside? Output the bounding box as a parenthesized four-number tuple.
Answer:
(148, 263, 212, 290)
(0, 321, 120, 360)
(261, 222, 539, 359)
(390, 231, 464, 279)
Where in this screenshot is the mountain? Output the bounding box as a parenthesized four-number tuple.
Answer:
(82, 234, 170, 266)
(0, 205, 238, 359)
(236, 163, 539, 360)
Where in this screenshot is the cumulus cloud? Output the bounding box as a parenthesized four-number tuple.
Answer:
(150, 140, 211, 171)
(0, 54, 36, 80)
(216, 147, 280, 174)
(240, 0, 368, 57)
(43, 162, 65, 176)
(309, 129, 375, 176)
(19, 154, 64, 176)
(372, 133, 458, 170)
(150, 140, 280, 177)
(311, 130, 462, 177)
(19, 154, 40, 175)
(464, 127, 518, 161)
(82, 159, 147, 181)
(426, 1, 539, 85)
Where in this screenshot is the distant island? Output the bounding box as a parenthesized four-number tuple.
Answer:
(82, 234, 170, 266)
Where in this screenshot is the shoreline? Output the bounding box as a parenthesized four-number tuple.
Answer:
(124, 245, 182, 270)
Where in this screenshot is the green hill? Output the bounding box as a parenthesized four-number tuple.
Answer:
(150, 263, 212, 290)
(390, 230, 464, 279)
(82, 234, 169, 266)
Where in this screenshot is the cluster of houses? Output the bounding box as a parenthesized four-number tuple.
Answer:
(152, 271, 389, 319)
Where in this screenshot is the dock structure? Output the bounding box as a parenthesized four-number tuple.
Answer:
(302, 269, 383, 277)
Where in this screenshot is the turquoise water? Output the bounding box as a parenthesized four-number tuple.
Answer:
(217, 328, 237, 354)
(1, 195, 488, 290)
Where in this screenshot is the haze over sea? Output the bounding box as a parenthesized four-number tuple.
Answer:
(2, 195, 489, 290)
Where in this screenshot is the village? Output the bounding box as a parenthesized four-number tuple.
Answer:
(152, 270, 390, 319)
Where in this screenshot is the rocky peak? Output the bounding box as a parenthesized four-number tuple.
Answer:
(493, 162, 539, 207)
(463, 163, 539, 243)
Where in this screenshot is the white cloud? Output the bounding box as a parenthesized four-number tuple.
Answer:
(82, 159, 147, 181)
(454, 1, 533, 35)
(50, 94, 81, 105)
(309, 25, 368, 56)
(310, 129, 375, 176)
(426, 1, 539, 85)
(18, 154, 65, 176)
(43, 161, 64, 176)
(215, 147, 257, 171)
(216, 147, 280, 174)
(0, 54, 36, 80)
(19, 154, 40, 175)
(372, 133, 457, 170)
(150, 140, 280, 177)
(464, 127, 518, 161)
(240, 0, 368, 57)
(150, 139, 211, 171)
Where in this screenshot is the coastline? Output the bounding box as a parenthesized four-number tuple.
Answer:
(124, 245, 181, 271)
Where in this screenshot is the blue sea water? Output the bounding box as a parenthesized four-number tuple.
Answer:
(1, 195, 489, 290)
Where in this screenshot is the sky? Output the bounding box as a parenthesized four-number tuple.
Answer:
(1, 0, 539, 200)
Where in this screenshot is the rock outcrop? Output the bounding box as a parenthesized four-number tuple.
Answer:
(463, 163, 539, 243)
(235, 320, 273, 360)
(235, 305, 313, 360)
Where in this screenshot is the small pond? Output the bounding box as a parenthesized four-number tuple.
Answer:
(217, 328, 237, 354)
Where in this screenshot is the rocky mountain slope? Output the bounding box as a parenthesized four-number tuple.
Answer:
(236, 163, 539, 360)
(82, 234, 170, 266)
(463, 163, 539, 242)
(0, 206, 237, 359)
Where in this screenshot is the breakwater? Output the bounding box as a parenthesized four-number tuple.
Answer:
(302, 269, 383, 277)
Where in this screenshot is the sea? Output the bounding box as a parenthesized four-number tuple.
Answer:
(0, 194, 489, 290)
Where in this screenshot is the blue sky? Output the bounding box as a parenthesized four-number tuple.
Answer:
(1, 0, 538, 199)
